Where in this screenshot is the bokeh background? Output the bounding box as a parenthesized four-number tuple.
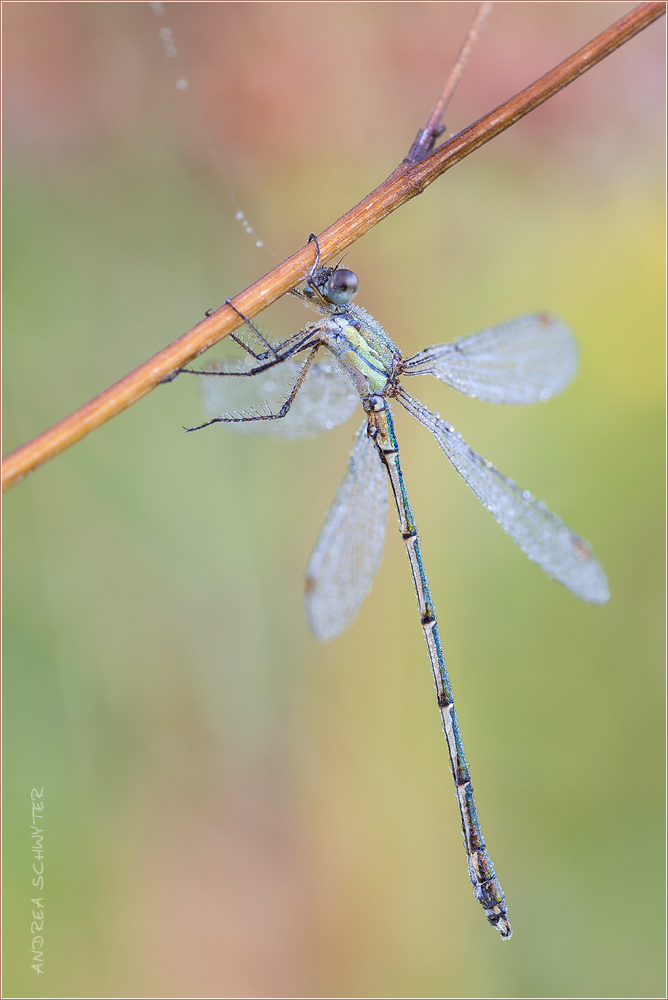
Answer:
(3, 3, 665, 997)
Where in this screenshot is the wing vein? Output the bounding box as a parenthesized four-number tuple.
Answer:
(398, 390, 609, 604)
(304, 423, 387, 641)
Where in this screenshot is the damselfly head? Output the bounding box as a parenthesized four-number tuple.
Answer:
(303, 266, 359, 307)
(324, 268, 359, 305)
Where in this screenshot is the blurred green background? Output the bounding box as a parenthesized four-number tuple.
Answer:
(2, 3, 664, 997)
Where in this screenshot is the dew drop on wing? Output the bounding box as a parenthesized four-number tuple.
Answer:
(398, 390, 610, 606)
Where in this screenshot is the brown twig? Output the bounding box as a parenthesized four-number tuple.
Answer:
(2, 1, 664, 492)
(407, 1, 494, 163)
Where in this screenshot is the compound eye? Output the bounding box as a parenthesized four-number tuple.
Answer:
(326, 268, 359, 305)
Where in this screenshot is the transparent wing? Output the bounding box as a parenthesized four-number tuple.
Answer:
(304, 424, 388, 641)
(399, 391, 609, 604)
(403, 312, 578, 405)
(200, 356, 359, 440)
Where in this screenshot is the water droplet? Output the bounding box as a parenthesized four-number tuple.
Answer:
(235, 211, 245, 221)
(255, 240, 264, 248)
(522, 490, 531, 500)
(176, 78, 189, 90)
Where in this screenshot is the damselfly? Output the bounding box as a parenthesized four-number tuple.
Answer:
(179, 243, 609, 940)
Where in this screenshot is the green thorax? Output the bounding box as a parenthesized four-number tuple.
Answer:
(321, 304, 401, 397)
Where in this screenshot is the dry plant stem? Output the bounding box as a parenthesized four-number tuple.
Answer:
(408, 1, 494, 162)
(2, 1, 664, 492)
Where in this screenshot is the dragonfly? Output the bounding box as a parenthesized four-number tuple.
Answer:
(178, 241, 609, 940)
